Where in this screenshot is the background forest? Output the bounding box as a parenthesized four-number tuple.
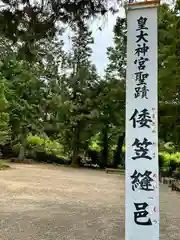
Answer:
(0, 0, 179, 174)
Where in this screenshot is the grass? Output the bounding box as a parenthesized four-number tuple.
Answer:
(0, 160, 10, 170)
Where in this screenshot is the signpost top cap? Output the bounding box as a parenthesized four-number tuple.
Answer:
(128, 0, 160, 8)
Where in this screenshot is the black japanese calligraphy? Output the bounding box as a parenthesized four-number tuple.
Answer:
(131, 170, 155, 191)
(132, 138, 152, 160)
(137, 16, 148, 31)
(130, 109, 138, 128)
(135, 43, 149, 57)
(129, 109, 152, 128)
(133, 16, 149, 99)
(138, 109, 152, 127)
(136, 30, 148, 43)
(134, 71, 149, 85)
(135, 85, 149, 99)
(134, 57, 149, 71)
(134, 202, 152, 226)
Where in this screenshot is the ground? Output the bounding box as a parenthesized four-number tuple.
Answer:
(0, 164, 179, 240)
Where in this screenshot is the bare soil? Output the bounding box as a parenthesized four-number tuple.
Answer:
(0, 164, 179, 240)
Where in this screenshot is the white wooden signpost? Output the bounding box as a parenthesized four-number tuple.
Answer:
(125, 0, 160, 239)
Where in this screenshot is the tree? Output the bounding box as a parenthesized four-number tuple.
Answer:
(90, 78, 125, 167)
(96, 15, 126, 167)
(0, 55, 48, 160)
(0, 82, 11, 158)
(60, 24, 100, 166)
(106, 16, 126, 80)
(158, 3, 180, 103)
(158, 3, 180, 146)
(112, 132, 125, 168)
(0, 0, 120, 61)
(35, 23, 100, 166)
(104, 3, 180, 161)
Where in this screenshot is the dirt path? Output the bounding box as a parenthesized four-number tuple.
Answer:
(0, 164, 179, 240)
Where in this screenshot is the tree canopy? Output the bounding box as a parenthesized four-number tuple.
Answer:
(0, 2, 179, 168)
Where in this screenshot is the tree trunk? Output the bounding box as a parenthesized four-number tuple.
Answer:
(100, 126, 109, 169)
(18, 134, 26, 161)
(18, 145, 25, 161)
(113, 132, 125, 168)
(71, 148, 79, 167)
(71, 123, 81, 167)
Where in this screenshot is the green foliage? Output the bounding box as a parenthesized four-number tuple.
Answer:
(164, 142, 176, 153)
(89, 135, 103, 152)
(159, 152, 171, 168)
(159, 151, 180, 173)
(13, 135, 66, 160)
(0, 160, 10, 170)
(106, 16, 126, 80)
(158, 3, 180, 103)
(0, 0, 123, 167)
(59, 24, 102, 166)
(27, 135, 65, 158)
(0, 112, 11, 146)
(158, 3, 180, 145)
(0, 82, 11, 148)
(0, 0, 118, 61)
(1, 1, 180, 171)
(12, 143, 20, 155)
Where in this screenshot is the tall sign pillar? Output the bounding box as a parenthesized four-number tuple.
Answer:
(125, 1, 160, 239)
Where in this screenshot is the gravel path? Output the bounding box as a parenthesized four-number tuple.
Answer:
(0, 164, 179, 240)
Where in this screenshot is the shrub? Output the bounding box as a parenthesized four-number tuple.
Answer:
(89, 137, 102, 153)
(164, 142, 175, 153)
(12, 135, 70, 164)
(0, 112, 11, 157)
(12, 143, 21, 156)
(159, 152, 171, 168)
(0, 160, 9, 169)
(158, 151, 180, 175)
(118, 144, 180, 173)
(83, 149, 101, 167)
(158, 152, 165, 169)
(28, 135, 45, 145)
(27, 135, 64, 155)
